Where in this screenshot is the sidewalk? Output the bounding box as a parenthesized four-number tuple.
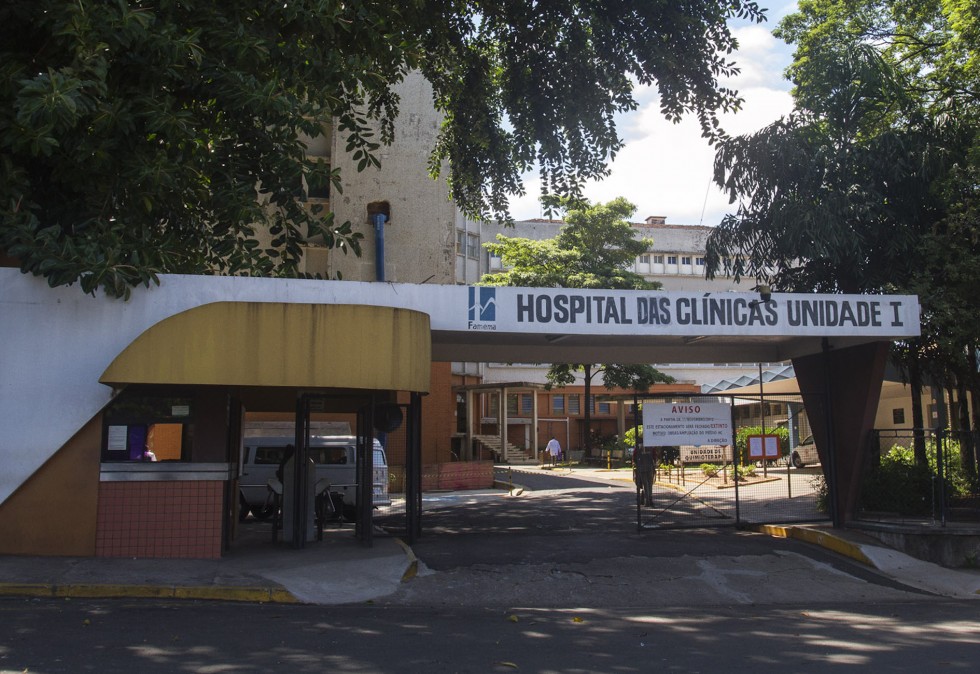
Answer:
(0, 525, 417, 606)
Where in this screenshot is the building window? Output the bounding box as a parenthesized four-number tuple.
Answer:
(552, 395, 565, 414)
(466, 232, 480, 259)
(695, 257, 706, 266)
(506, 394, 519, 415)
(521, 394, 533, 415)
(598, 401, 611, 414)
(456, 229, 465, 255)
(893, 408, 906, 424)
(638, 254, 650, 264)
(568, 395, 581, 415)
(488, 395, 499, 417)
(681, 256, 692, 265)
(653, 255, 664, 264)
(667, 255, 678, 265)
(102, 392, 194, 462)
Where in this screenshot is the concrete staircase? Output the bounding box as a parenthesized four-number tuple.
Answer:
(472, 435, 540, 465)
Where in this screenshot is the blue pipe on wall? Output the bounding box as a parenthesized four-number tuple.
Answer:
(373, 212, 388, 281)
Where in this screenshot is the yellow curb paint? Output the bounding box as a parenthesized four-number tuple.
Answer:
(0, 582, 298, 604)
(751, 524, 875, 567)
(268, 589, 299, 603)
(394, 538, 420, 583)
(401, 559, 419, 582)
(755, 524, 792, 538)
(0, 583, 56, 597)
(65, 585, 175, 599)
(791, 528, 875, 566)
(174, 586, 278, 602)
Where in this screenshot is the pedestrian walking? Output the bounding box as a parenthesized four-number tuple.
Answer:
(634, 446, 654, 506)
(546, 436, 562, 466)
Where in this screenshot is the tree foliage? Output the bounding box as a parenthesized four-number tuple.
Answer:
(481, 196, 654, 290)
(0, 0, 766, 297)
(480, 197, 674, 452)
(704, 0, 980, 477)
(705, 45, 958, 293)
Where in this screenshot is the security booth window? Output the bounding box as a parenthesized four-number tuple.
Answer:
(101, 390, 194, 462)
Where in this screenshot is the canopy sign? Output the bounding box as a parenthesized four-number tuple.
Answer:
(643, 402, 733, 447)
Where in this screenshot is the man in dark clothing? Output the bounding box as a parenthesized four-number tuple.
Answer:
(634, 447, 654, 506)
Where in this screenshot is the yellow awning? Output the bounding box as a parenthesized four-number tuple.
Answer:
(100, 302, 430, 392)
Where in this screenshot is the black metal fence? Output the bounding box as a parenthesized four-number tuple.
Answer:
(860, 428, 980, 524)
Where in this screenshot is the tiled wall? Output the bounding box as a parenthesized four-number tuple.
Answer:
(96, 481, 223, 559)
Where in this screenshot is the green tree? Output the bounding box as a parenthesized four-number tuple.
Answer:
(0, 0, 766, 297)
(480, 197, 673, 455)
(705, 45, 953, 293)
(705, 0, 980, 482)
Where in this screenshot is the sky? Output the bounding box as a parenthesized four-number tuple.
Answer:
(507, 2, 800, 227)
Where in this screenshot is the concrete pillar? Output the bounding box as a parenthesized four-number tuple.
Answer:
(792, 341, 889, 525)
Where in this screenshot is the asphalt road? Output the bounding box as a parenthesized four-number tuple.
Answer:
(2, 598, 977, 672)
(3, 468, 976, 673)
(381, 468, 931, 609)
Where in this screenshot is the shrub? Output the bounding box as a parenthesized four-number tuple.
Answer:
(860, 445, 935, 515)
(700, 463, 719, 478)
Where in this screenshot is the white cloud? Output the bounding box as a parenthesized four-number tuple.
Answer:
(509, 5, 799, 227)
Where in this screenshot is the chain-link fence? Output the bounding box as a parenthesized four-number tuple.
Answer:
(635, 394, 829, 530)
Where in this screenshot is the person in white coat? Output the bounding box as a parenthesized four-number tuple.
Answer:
(546, 436, 562, 466)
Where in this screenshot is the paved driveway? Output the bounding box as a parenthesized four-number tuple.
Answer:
(381, 468, 932, 608)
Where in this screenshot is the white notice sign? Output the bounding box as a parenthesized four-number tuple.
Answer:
(643, 402, 732, 447)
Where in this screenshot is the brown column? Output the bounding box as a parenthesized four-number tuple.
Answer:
(792, 341, 889, 525)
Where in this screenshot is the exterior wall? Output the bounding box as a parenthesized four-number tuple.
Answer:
(330, 71, 458, 285)
(0, 415, 101, 556)
(420, 461, 494, 491)
(96, 481, 223, 559)
(420, 361, 456, 465)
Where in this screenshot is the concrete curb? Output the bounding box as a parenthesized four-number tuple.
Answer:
(751, 523, 980, 598)
(394, 538, 420, 582)
(752, 524, 875, 566)
(492, 479, 525, 496)
(0, 582, 298, 603)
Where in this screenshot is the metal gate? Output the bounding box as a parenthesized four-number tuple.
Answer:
(635, 394, 830, 530)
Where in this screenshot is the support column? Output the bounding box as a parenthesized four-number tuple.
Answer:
(792, 341, 889, 526)
(532, 390, 539, 461)
(500, 387, 509, 462)
(465, 389, 474, 461)
(406, 392, 422, 543)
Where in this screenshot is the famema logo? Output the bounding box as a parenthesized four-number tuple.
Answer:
(468, 287, 497, 330)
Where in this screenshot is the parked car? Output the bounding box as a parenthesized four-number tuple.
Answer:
(239, 435, 390, 519)
(790, 435, 820, 468)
